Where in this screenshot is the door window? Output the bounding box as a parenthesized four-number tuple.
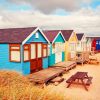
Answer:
(31, 43, 36, 59)
(37, 43, 42, 58)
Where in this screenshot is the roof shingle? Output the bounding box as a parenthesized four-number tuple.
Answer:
(43, 30, 60, 42)
(0, 27, 37, 43)
(76, 33, 84, 40)
(61, 30, 73, 41)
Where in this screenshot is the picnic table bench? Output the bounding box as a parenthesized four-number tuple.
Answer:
(66, 72, 93, 91)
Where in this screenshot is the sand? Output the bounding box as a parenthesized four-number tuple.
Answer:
(45, 53, 100, 100)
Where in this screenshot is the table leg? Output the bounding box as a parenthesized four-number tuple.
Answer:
(67, 80, 74, 88)
(67, 82, 72, 88)
(81, 79, 88, 91)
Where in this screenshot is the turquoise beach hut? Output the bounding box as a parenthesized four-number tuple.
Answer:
(0, 27, 50, 75)
(43, 30, 65, 66)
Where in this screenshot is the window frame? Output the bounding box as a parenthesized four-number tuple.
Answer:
(9, 44, 21, 62)
(42, 44, 48, 58)
(23, 44, 30, 62)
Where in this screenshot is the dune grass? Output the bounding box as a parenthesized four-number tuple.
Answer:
(0, 71, 64, 100)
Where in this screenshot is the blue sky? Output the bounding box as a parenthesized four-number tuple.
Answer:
(0, 0, 100, 36)
(0, 0, 100, 13)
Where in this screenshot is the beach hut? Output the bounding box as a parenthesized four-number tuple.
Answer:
(86, 37, 92, 52)
(96, 39, 100, 51)
(91, 37, 100, 52)
(43, 30, 65, 66)
(61, 30, 78, 61)
(76, 33, 87, 52)
(0, 27, 50, 75)
(86, 37, 100, 52)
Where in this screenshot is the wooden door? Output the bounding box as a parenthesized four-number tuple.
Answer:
(55, 43, 62, 63)
(55, 52, 62, 63)
(30, 43, 42, 73)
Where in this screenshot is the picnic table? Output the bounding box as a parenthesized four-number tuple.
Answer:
(88, 56, 99, 64)
(66, 72, 93, 91)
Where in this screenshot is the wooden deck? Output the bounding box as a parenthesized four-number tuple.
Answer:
(28, 61, 76, 87)
(29, 67, 65, 85)
(54, 61, 76, 70)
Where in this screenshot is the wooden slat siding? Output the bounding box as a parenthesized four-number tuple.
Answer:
(26, 30, 48, 43)
(0, 44, 23, 73)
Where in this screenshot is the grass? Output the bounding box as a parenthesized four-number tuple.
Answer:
(0, 71, 64, 100)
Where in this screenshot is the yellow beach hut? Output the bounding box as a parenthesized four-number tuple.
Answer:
(61, 30, 78, 61)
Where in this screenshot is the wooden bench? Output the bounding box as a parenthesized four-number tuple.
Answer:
(86, 77, 93, 85)
(50, 77, 64, 86)
(66, 75, 74, 83)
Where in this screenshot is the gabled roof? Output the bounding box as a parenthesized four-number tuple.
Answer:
(61, 30, 73, 41)
(86, 37, 100, 41)
(43, 30, 60, 42)
(76, 33, 84, 41)
(0, 27, 37, 43)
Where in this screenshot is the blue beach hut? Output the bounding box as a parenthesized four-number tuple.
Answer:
(0, 27, 50, 75)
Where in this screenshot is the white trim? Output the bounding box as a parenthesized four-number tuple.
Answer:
(38, 28, 50, 44)
(60, 31, 66, 42)
(69, 31, 74, 41)
(52, 31, 65, 44)
(52, 31, 60, 44)
(22, 27, 50, 45)
(81, 34, 86, 42)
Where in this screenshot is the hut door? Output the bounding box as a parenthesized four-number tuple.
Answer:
(30, 43, 42, 73)
(55, 43, 62, 63)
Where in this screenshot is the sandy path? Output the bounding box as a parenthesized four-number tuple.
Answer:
(45, 53, 100, 100)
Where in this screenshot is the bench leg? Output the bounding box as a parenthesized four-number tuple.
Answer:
(67, 83, 72, 88)
(42, 83, 46, 88)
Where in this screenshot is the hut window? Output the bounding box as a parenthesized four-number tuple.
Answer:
(9, 44, 20, 62)
(35, 32, 39, 38)
(24, 44, 30, 62)
(48, 45, 50, 55)
(43, 44, 48, 57)
(70, 43, 76, 51)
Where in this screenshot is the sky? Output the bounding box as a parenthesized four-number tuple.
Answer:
(0, 0, 100, 36)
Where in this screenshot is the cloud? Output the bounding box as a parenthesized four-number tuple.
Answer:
(0, 6, 100, 36)
(7, 0, 92, 13)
